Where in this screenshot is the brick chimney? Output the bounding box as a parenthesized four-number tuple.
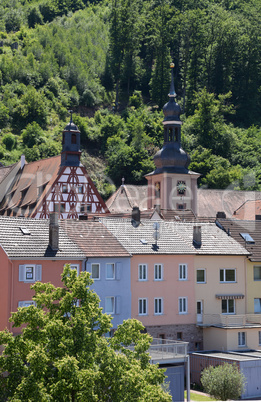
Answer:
(49, 212, 59, 250)
(193, 226, 201, 248)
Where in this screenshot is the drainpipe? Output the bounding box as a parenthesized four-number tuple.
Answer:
(186, 354, 190, 402)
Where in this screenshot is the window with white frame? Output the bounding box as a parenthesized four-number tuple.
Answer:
(154, 264, 163, 281)
(178, 297, 187, 314)
(222, 299, 235, 314)
(220, 268, 236, 283)
(254, 266, 261, 281)
(105, 297, 115, 314)
(238, 331, 246, 347)
(69, 264, 80, 276)
(179, 264, 187, 280)
(138, 264, 147, 281)
(138, 298, 147, 315)
(106, 263, 115, 280)
(196, 269, 206, 283)
(91, 263, 100, 280)
(154, 298, 163, 315)
(254, 298, 261, 313)
(18, 301, 35, 308)
(19, 264, 42, 283)
(259, 331, 261, 346)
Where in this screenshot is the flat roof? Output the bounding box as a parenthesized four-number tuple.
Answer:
(192, 350, 261, 361)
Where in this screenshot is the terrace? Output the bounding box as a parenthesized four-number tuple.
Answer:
(199, 313, 261, 328)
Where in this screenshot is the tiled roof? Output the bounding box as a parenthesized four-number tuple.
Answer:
(61, 220, 130, 257)
(197, 189, 261, 219)
(233, 200, 261, 220)
(0, 216, 85, 259)
(101, 218, 249, 256)
(0, 163, 18, 184)
(217, 219, 261, 262)
(106, 185, 148, 212)
(0, 155, 61, 216)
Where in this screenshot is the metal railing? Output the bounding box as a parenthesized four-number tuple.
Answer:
(126, 338, 189, 362)
(200, 313, 261, 327)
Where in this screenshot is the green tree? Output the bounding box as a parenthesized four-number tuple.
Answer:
(201, 363, 246, 401)
(0, 266, 171, 401)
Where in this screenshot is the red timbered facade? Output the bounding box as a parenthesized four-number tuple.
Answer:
(36, 166, 107, 219)
(0, 119, 109, 219)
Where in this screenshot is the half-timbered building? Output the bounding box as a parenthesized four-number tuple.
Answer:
(0, 119, 109, 218)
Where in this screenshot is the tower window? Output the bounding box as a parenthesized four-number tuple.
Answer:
(175, 127, 179, 141)
(168, 127, 173, 142)
(71, 134, 76, 144)
(155, 182, 160, 198)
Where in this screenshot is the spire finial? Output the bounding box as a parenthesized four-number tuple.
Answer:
(121, 177, 125, 186)
(169, 63, 176, 98)
(68, 110, 73, 123)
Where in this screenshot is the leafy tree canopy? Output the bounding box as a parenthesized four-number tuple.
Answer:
(201, 363, 246, 401)
(0, 266, 171, 401)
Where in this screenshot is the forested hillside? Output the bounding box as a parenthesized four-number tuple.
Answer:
(0, 0, 261, 197)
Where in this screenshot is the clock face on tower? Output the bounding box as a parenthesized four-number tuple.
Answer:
(177, 181, 186, 194)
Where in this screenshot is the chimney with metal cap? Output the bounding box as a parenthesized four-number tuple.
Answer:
(49, 212, 59, 250)
(193, 225, 201, 248)
(21, 154, 25, 170)
(131, 206, 140, 227)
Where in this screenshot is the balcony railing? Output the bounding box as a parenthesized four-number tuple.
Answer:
(126, 338, 189, 364)
(200, 313, 261, 327)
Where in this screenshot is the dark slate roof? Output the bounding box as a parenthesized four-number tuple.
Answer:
(0, 216, 85, 259)
(217, 219, 261, 262)
(61, 220, 130, 258)
(101, 218, 249, 256)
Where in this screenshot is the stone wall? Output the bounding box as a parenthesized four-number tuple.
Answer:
(146, 324, 203, 352)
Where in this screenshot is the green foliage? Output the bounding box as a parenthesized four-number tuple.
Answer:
(201, 363, 246, 401)
(2, 133, 17, 151)
(0, 266, 171, 401)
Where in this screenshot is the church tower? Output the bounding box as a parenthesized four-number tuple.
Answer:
(145, 64, 200, 215)
(61, 113, 81, 167)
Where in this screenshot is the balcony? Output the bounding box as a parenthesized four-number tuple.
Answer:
(127, 338, 189, 364)
(199, 313, 261, 328)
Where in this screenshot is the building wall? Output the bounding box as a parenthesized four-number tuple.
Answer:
(86, 257, 131, 329)
(147, 323, 203, 352)
(36, 166, 106, 219)
(146, 173, 199, 211)
(203, 326, 261, 351)
(131, 254, 196, 327)
(195, 255, 247, 317)
(0, 247, 12, 332)
(246, 260, 261, 314)
(8, 259, 83, 334)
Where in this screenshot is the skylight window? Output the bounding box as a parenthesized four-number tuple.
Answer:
(240, 233, 255, 244)
(19, 227, 31, 235)
(140, 239, 147, 245)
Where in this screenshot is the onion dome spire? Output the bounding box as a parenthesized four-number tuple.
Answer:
(153, 62, 191, 174)
(61, 111, 81, 166)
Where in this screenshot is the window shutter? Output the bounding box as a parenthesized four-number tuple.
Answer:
(116, 262, 122, 280)
(35, 265, 42, 281)
(115, 296, 121, 314)
(19, 265, 25, 282)
(86, 262, 92, 273)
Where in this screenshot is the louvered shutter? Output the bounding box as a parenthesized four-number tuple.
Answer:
(115, 296, 121, 314)
(116, 262, 122, 280)
(35, 265, 42, 281)
(19, 265, 25, 282)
